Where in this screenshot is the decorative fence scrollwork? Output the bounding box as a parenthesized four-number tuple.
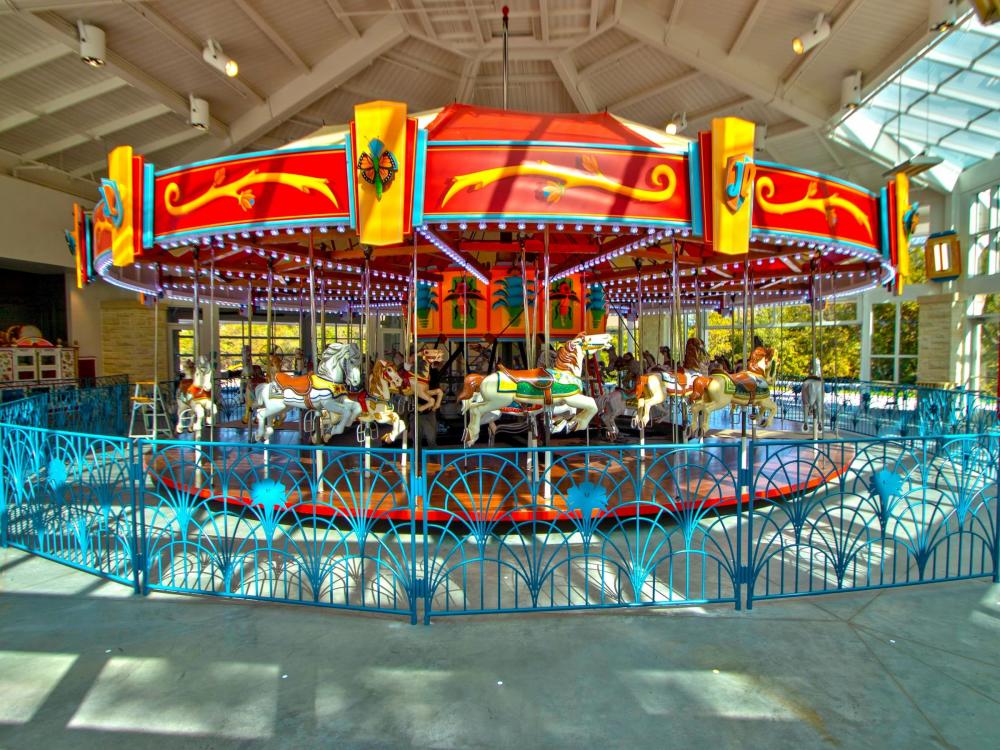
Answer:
(0, 385, 997, 622)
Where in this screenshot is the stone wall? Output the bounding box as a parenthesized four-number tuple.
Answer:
(917, 292, 962, 386)
(100, 299, 169, 381)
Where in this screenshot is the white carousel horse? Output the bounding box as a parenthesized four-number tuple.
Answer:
(176, 355, 218, 433)
(801, 357, 825, 434)
(456, 332, 612, 446)
(253, 343, 362, 442)
(633, 337, 709, 427)
(687, 346, 778, 438)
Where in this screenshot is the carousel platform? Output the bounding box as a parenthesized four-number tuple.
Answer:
(144, 418, 854, 523)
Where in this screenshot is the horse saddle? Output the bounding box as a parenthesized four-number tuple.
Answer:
(273, 372, 313, 397)
(498, 365, 555, 405)
(729, 372, 768, 398)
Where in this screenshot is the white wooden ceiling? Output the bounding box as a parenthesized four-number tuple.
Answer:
(0, 0, 944, 199)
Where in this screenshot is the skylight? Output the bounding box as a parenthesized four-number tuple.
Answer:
(831, 13, 1000, 191)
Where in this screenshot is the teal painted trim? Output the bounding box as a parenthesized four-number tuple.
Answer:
(421, 212, 691, 229)
(687, 141, 703, 238)
(879, 187, 891, 260)
(153, 216, 350, 243)
(84, 213, 95, 279)
(412, 128, 428, 228)
(756, 160, 878, 198)
(142, 162, 155, 250)
(429, 139, 687, 156)
(345, 133, 357, 229)
(155, 144, 347, 177)
(752, 227, 879, 255)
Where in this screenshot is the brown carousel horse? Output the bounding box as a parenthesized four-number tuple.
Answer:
(687, 346, 778, 438)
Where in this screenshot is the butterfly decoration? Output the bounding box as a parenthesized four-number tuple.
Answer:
(357, 137, 398, 201)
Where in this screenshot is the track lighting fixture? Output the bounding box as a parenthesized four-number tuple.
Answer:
(190, 95, 209, 130)
(202, 39, 238, 77)
(665, 112, 687, 135)
(840, 71, 862, 111)
(792, 14, 830, 55)
(77, 20, 105, 67)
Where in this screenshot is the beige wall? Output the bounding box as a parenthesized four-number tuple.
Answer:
(0, 174, 87, 269)
(65, 272, 134, 374)
(100, 299, 170, 382)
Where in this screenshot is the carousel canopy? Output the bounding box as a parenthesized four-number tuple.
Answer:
(81, 101, 907, 335)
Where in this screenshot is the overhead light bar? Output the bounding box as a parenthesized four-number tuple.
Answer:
(77, 21, 105, 67)
(792, 13, 830, 55)
(203, 38, 239, 77)
(882, 153, 944, 179)
(416, 226, 489, 284)
(552, 228, 675, 282)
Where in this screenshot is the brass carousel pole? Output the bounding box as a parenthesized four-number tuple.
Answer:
(671, 244, 682, 442)
(191, 249, 203, 487)
(519, 239, 536, 477)
(542, 226, 552, 500)
(363, 247, 373, 474)
(309, 234, 324, 480)
(636, 257, 645, 464)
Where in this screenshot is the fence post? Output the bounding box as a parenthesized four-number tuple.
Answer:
(129, 438, 145, 595)
(743, 436, 755, 610)
(410, 443, 419, 626)
(0, 423, 6, 548)
(993, 432, 1000, 584)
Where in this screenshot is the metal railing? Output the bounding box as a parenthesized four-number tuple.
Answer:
(0, 382, 997, 623)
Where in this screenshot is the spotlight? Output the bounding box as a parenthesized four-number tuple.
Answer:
(665, 112, 687, 135)
(189, 95, 209, 130)
(202, 39, 238, 77)
(840, 71, 862, 111)
(792, 14, 830, 55)
(77, 21, 105, 67)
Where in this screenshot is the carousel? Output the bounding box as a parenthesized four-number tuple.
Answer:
(72, 96, 914, 522)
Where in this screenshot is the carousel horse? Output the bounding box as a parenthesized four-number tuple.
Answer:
(801, 357, 825, 434)
(456, 332, 613, 446)
(687, 346, 778, 438)
(176, 355, 218, 433)
(352, 359, 408, 443)
(253, 342, 362, 442)
(634, 337, 710, 427)
(409, 348, 446, 413)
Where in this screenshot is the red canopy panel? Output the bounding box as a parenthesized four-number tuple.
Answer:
(425, 104, 662, 147)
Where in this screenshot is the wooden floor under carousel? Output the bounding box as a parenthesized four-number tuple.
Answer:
(142, 420, 857, 523)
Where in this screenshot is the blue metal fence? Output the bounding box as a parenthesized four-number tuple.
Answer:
(0, 383, 997, 622)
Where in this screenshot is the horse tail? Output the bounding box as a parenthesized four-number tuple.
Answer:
(457, 374, 485, 413)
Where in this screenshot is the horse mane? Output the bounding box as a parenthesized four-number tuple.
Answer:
(748, 346, 774, 372)
(683, 338, 706, 369)
(554, 339, 577, 371)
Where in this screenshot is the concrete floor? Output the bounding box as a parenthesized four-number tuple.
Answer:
(1, 547, 998, 750)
